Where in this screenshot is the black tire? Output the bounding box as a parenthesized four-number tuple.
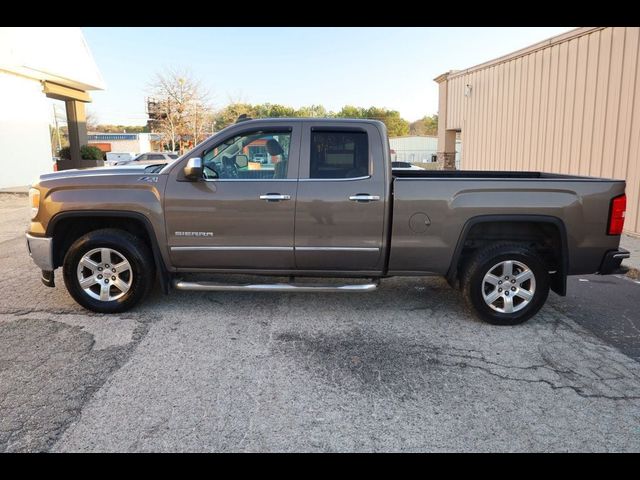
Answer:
(63, 228, 155, 313)
(461, 243, 550, 325)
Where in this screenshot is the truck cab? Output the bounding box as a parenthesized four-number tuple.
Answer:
(164, 119, 389, 274)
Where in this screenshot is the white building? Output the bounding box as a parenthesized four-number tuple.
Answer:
(0, 27, 105, 189)
(88, 133, 159, 156)
(389, 135, 461, 169)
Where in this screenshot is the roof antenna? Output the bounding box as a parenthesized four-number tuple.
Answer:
(236, 114, 252, 123)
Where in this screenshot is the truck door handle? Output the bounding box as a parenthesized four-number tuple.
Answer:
(349, 194, 380, 202)
(259, 194, 291, 202)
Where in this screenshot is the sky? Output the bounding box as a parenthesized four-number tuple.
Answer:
(82, 27, 574, 126)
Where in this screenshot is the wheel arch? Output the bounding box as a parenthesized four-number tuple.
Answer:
(446, 214, 568, 296)
(47, 210, 170, 294)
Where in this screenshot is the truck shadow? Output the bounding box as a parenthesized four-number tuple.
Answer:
(272, 328, 452, 399)
(140, 276, 508, 400)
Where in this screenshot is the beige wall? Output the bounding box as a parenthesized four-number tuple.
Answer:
(436, 27, 640, 235)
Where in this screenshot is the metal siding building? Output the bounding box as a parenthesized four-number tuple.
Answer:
(435, 27, 640, 235)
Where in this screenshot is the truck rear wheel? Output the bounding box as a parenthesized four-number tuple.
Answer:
(461, 243, 550, 325)
(62, 228, 155, 313)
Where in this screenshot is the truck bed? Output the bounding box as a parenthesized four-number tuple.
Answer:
(392, 170, 614, 180)
(388, 172, 626, 277)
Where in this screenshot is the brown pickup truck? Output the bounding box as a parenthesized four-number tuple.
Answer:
(26, 118, 629, 325)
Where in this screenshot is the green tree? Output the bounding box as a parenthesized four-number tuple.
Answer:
(213, 103, 257, 130)
(336, 105, 364, 118)
(255, 103, 297, 118)
(295, 104, 328, 118)
(382, 115, 410, 137)
(213, 102, 412, 137)
(336, 106, 409, 137)
(214, 103, 302, 130)
(409, 114, 438, 136)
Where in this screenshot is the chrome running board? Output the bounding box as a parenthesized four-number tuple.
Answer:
(172, 278, 379, 293)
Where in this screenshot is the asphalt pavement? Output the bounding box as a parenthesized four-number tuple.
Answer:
(1, 193, 639, 452)
(548, 274, 640, 361)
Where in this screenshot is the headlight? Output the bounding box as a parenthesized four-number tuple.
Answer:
(29, 188, 40, 219)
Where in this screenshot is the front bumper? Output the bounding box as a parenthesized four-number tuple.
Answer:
(598, 248, 630, 274)
(25, 233, 54, 271)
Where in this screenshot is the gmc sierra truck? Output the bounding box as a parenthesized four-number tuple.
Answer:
(26, 118, 630, 325)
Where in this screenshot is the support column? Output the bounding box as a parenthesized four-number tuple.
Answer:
(43, 82, 102, 171)
(439, 130, 457, 170)
(65, 99, 96, 169)
(434, 71, 458, 170)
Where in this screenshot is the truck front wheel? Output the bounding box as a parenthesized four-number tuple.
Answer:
(461, 243, 550, 325)
(62, 228, 155, 313)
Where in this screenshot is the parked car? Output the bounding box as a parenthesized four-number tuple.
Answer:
(105, 152, 136, 166)
(26, 118, 629, 325)
(111, 152, 179, 166)
(392, 161, 425, 171)
(252, 153, 268, 164)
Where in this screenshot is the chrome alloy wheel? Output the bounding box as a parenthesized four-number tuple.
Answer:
(76, 248, 133, 301)
(482, 260, 536, 314)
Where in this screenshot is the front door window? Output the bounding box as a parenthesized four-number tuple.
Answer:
(202, 130, 292, 180)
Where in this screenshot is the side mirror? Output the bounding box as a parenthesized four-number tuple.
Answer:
(184, 157, 203, 180)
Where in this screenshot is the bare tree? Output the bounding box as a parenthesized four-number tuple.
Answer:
(147, 68, 212, 153)
(85, 109, 99, 132)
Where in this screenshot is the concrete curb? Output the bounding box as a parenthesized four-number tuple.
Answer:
(0, 186, 30, 195)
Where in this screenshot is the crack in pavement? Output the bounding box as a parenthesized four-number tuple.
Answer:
(273, 324, 640, 404)
(432, 358, 640, 401)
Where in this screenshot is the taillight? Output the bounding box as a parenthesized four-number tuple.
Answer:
(608, 194, 626, 235)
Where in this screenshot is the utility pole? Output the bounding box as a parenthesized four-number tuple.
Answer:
(178, 78, 185, 153)
(52, 104, 62, 153)
(193, 101, 198, 148)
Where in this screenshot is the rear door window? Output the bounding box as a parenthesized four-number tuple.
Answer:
(309, 131, 369, 179)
